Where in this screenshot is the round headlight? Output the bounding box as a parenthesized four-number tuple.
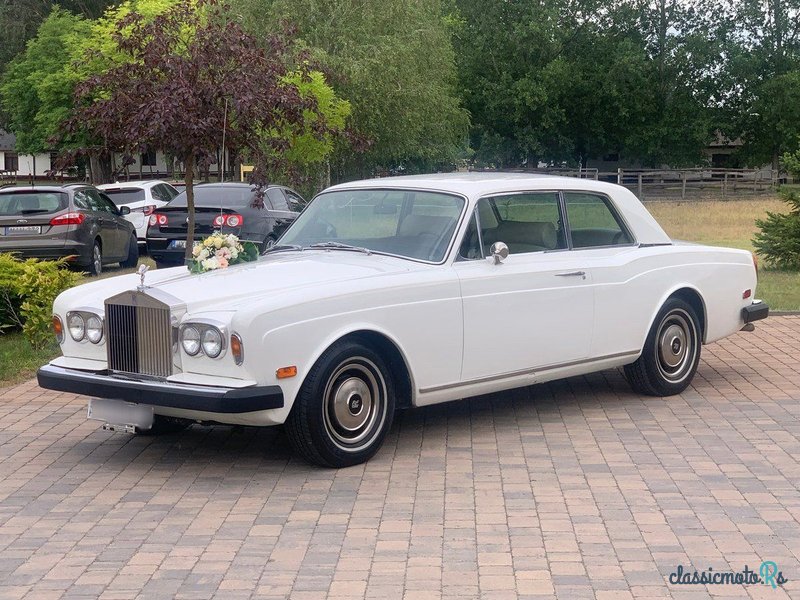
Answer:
(67, 313, 85, 341)
(181, 326, 201, 356)
(86, 315, 103, 344)
(202, 327, 223, 358)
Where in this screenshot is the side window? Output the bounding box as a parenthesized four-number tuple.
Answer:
(458, 211, 482, 260)
(285, 189, 305, 211)
(163, 184, 179, 200)
(479, 192, 566, 255)
(98, 192, 120, 214)
(73, 190, 91, 210)
(266, 188, 288, 210)
(150, 185, 166, 202)
(84, 189, 107, 212)
(564, 192, 633, 248)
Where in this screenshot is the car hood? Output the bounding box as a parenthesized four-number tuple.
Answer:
(57, 251, 427, 315)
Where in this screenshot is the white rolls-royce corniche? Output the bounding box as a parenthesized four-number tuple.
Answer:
(38, 173, 768, 467)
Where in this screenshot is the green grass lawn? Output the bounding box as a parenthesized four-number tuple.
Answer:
(0, 333, 59, 387)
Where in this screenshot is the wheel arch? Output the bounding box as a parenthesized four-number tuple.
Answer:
(305, 328, 415, 410)
(646, 285, 708, 345)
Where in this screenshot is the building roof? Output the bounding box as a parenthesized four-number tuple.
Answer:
(0, 130, 16, 152)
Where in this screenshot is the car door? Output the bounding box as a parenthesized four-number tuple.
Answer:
(265, 188, 296, 239)
(90, 190, 125, 259)
(561, 191, 641, 359)
(454, 192, 594, 382)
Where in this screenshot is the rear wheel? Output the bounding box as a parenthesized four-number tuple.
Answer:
(624, 298, 702, 396)
(120, 234, 139, 268)
(88, 242, 102, 276)
(285, 341, 395, 467)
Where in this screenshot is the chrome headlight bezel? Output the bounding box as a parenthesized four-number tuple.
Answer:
(66, 310, 104, 344)
(179, 320, 227, 359)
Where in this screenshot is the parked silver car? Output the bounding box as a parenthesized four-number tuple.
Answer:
(0, 184, 138, 275)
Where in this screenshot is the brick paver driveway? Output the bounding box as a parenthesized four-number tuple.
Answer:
(0, 316, 798, 600)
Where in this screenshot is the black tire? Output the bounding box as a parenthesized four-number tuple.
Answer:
(155, 260, 179, 270)
(261, 235, 277, 253)
(285, 340, 395, 467)
(624, 298, 702, 396)
(137, 415, 191, 436)
(88, 241, 102, 276)
(120, 234, 139, 268)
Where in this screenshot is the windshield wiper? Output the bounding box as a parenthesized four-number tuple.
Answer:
(308, 241, 372, 255)
(263, 244, 304, 253)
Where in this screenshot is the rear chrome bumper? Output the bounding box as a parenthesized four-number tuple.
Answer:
(37, 364, 284, 413)
(741, 300, 769, 324)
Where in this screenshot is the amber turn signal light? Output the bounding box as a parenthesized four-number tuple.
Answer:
(276, 366, 297, 379)
(52, 315, 64, 344)
(230, 333, 244, 365)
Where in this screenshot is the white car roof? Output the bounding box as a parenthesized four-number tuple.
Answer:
(325, 172, 672, 245)
(98, 180, 173, 190)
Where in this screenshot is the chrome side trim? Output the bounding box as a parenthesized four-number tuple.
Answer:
(419, 350, 640, 394)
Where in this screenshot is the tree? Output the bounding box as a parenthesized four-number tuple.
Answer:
(454, 0, 719, 169)
(231, 0, 469, 180)
(0, 7, 90, 176)
(0, 0, 115, 74)
(67, 0, 330, 260)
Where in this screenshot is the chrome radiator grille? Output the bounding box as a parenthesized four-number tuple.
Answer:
(106, 292, 172, 378)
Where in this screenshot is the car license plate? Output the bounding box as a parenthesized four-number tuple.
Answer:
(88, 398, 154, 431)
(4, 225, 41, 235)
(168, 239, 187, 249)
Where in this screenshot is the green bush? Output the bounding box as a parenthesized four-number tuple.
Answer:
(753, 189, 800, 270)
(0, 253, 81, 348)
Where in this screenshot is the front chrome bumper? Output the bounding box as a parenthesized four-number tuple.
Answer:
(37, 364, 283, 413)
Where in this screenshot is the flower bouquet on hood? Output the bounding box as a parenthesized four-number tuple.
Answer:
(188, 232, 259, 274)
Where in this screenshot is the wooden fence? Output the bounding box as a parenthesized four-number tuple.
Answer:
(474, 167, 781, 200)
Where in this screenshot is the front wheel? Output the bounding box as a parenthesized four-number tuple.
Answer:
(285, 341, 395, 467)
(88, 242, 102, 276)
(624, 298, 702, 396)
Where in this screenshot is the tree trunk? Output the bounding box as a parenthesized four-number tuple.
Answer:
(89, 152, 114, 184)
(184, 154, 195, 264)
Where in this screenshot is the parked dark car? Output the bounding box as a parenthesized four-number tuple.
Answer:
(0, 184, 138, 275)
(146, 182, 303, 268)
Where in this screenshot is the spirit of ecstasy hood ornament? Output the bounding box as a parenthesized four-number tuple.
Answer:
(137, 263, 149, 291)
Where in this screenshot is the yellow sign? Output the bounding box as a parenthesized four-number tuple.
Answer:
(240, 165, 254, 182)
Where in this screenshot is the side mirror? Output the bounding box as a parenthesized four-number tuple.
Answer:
(489, 241, 509, 264)
(119, 206, 131, 215)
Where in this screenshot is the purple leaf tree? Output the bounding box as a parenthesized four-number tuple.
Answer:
(67, 0, 322, 262)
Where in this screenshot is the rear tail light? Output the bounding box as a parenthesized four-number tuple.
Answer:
(149, 214, 169, 226)
(213, 214, 244, 227)
(50, 212, 85, 226)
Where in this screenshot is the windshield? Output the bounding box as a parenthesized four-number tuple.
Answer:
(278, 189, 465, 262)
(101, 189, 146, 205)
(0, 191, 67, 215)
(167, 186, 254, 208)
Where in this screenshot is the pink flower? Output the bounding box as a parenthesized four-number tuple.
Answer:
(217, 257, 229, 268)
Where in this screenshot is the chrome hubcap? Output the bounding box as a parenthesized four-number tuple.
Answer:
(323, 358, 386, 450)
(93, 247, 101, 273)
(655, 310, 696, 383)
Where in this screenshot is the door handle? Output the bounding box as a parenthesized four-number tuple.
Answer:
(555, 270, 586, 279)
